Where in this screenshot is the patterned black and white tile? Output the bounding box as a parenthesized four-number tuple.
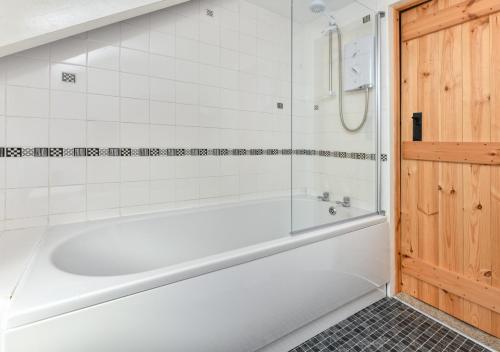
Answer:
(290, 298, 490, 352)
(0, 147, 389, 162)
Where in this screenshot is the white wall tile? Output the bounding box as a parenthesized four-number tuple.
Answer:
(150, 77, 175, 102)
(121, 158, 149, 181)
(87, 94, 120, 121)
(174, 178, 199, 201)
(6, 158, 48, 188)
(150, 179, 175, 204)
(220, 29, 239, 51)
(120, 48, 149, 75)
(49, 159, 86, 186)
(6, 56, 49, 88)
(175, 59, 198, 83)
(88, 42, 120, 70)
(50, 119, 86, 146)
(87, 67, 119, 96)
(6, 117, 49, 146)
(150, 124, 175, 147)
(199, 64, 220, 86)
(87, 121, 120, 147)
(120, 73, 149, 99)
(176, 16, 199, 40)
(176, 103, 198, 126)
(149, 101, 175, 125)
(150, 10, 176, 34)
(175, 81, 198, 104)
(0, 85, 5, 115)
(150, 158, 175, 180)
(149, 54, 175, 79)
(87, 158, 120, 183)
(121, 23, 150, 51)
(199, 21, 219, 46)
(0, 0, 297, 228)
(175, 126, 199, 147)
(50, 63, 87, 92)
(50, 90, 86, 120)
(0, 160, 6, 188)
(120, 98, 149, 123)
(199, 43, 219, 66)
(199, 177, 219, 198)
(6, 86, 49, 118)
(121, 123, 149, 147)
(6, 188, 48, 219)
(50, 37, 87, 66)
(150, 31, 176, 57)
(175, 37, 199, 61)
(199, 85, 220, 107)
(175, 157, 199, 178)
(120, 181, 149, 207)
(49, 185, 86, 214)
(220, 49, 239, 70)
(87, 183, 120, 210)
(199, 157, 220, 177)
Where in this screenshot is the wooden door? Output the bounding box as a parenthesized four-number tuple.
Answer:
(399, 0, 500, 338)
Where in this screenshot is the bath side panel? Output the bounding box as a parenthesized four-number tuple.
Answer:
(4, 222, 389, 352)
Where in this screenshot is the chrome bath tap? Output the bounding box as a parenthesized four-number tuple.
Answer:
(317, 192, 330, 202)
(336, 196, 351, 207)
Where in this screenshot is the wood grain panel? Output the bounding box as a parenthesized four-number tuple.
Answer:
(402, 256, 500, 314)
(462, 16, 492, 333)
(437, 24, 464, 318)
(438, 162, 464, 317)
(491, 166, 500, 336)
(400, 38, 420, 296)
(417, 31, 440, 306)
(463, 17, 491, 143)
(402, 0, 500, 41)
(463, 164, 492, 330)
(490, 12, 500, 337)
(402, 142, 500, 164)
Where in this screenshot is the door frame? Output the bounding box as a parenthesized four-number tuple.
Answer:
(389, 0, 429, 294)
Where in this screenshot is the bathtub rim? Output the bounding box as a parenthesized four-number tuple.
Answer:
(6, 199, 387, 330)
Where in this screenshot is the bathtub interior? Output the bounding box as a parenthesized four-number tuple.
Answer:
(50, 196, 371, 277)
(51, 198, 292, 277)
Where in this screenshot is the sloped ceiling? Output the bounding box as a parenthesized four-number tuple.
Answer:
(249, 0, 358, 23)
(0, 0, 188, 57)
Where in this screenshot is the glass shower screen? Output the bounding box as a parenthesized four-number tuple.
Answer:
(291, 0, 381, 232)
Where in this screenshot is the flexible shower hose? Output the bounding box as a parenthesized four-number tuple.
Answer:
(332, 28, 370, 133)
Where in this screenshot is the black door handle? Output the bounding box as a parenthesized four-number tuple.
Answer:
(412, 112, 422, 141)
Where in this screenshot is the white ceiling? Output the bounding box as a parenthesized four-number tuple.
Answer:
(248, 0, 365, 22)
(0, 0, 373, 58)
(0, 0, 188, 57)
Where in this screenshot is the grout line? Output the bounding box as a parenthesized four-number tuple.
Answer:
(394, 297, 495, 351)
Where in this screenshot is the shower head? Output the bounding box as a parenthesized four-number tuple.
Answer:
(309, 0, 327, 13)
(309, 0, 337, 26)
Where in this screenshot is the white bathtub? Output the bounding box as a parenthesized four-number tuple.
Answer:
(1, 197, 389, 352)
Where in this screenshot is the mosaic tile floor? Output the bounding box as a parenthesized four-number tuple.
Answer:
(290, 298, 490, 352)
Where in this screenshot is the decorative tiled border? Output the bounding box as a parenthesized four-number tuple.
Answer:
(1, 147, 388, 161)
